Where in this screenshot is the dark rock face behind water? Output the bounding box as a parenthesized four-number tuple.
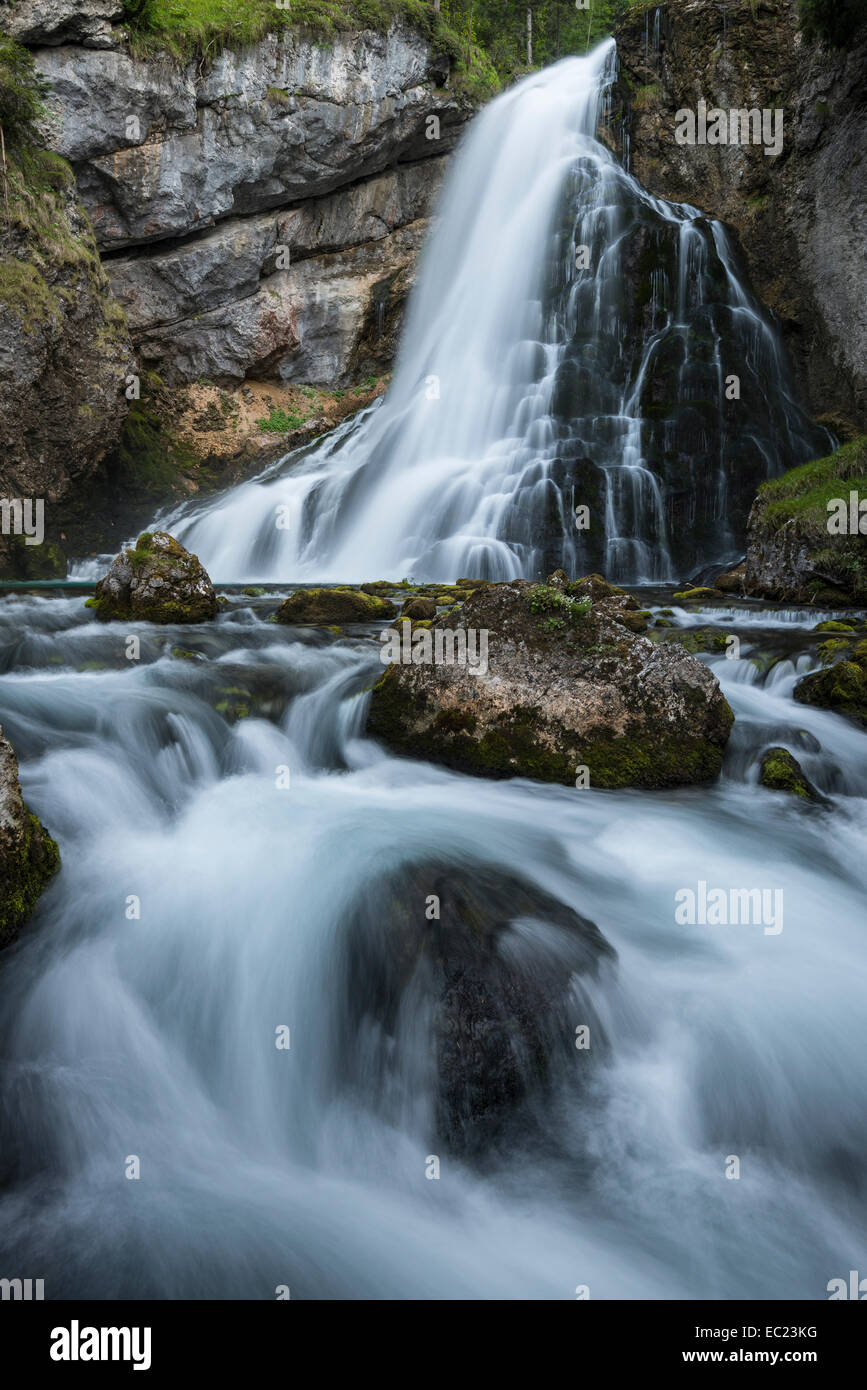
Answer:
(338, 859, 615, 1154)
(91, 530, 217, 624)
(368, 573, 734, 788)
(533, 93, 829, 581)
(614, 0, 867, 434)
(0, 727, 59, 950)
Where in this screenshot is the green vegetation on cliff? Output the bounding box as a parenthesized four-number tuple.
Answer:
(122, 0, 633, 96)
(756, 437, 867, 601)
(0, 811, 60, 950)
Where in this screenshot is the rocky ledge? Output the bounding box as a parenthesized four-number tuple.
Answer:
(737, 437, 867, 605)
(614, 0, 867, 431)
(0, 726, 60, 950)
(367, 572, 734, 788)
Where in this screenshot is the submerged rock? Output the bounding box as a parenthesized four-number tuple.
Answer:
(758, 747, 820, 801)
(275, 587, 396, 625)
(339, 859, 615, 1152)
(368, 573, 734, 789)
(0, 727, 60, 950)
(89, 531, 218, 624)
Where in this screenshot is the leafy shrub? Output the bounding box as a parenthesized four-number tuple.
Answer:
(0, 38, 47, 148)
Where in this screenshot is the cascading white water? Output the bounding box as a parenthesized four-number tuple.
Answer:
(4, 40, 864, 1303)
(88, 41, 822, 587)
(1, 589, 866, 1298)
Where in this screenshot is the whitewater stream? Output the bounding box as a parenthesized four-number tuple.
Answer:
(2, 45, 865, 1301)
(0, 590, 865, 1299)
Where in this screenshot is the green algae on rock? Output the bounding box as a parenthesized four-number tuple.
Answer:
(275, 587, 397, 625)
(367, 572, 734, 790)
(666, 627, 735, 655)
(0, 726, 60, 950)
(90, 531, 218, 624)
(759, 747, 821, 801)
(794, 658, 867, 726)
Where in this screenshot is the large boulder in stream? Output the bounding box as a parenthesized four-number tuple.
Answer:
(339, 860, 615, 1153)
(89, 531, 218, 624)
(368, 573, 734, 789)
(0, 727, 59, 950)
(275, 587, 396, 625)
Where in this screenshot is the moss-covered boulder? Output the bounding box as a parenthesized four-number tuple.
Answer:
(367, 572, 734, 790)
(90, 531, 218, 624)
(275, 587, 396, 625)
(672, 586, 723, 602)
(758, 747, 820, 801)
(0, 726, 60, 950)
(744, 438, 867, 604)
(794, 659, 867, 725)
(666, 627, 734, 655)
(400, 595, 437, 621)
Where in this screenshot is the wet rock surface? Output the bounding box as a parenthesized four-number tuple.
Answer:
(0, 725, 59, 950)
(90, 530, 218, 624)
(339, 859, 616, 1153)
(368, 572, 734, 788)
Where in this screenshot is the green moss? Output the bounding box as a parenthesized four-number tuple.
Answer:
(276, 586, 396, 624)
(0, 257, 60, 330)
(107, 394, 201, 500)
(672, 587, 721, 601)
(8, 537, 66, 580)
(818, 638, 853, 665)
(368, 667, 733, 790)
(0, 812, 60, 950)
(667, 627, 733, 654)
(813, 619, 856, 632)
(759, 746, 818, 800)
(794, 660, 867, 724)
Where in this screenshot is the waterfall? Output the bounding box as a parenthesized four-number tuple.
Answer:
(74, 41, 825, 586)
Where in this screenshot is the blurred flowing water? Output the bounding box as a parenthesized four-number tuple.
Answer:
(3, 43, 863, 1302)
(0, 589, 865, 1299)
(72, 42, 826, 587)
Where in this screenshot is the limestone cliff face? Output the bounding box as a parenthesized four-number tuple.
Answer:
(31, 13, 469, 386)
(0, 151, 135, 578)
(614, 0, 867, 432)
(0, 2, 473, 573)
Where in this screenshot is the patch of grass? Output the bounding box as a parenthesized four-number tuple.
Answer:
(758, 437, 867, 532)
(258, 407, 306, 433)
(124, 0, 466, 68)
